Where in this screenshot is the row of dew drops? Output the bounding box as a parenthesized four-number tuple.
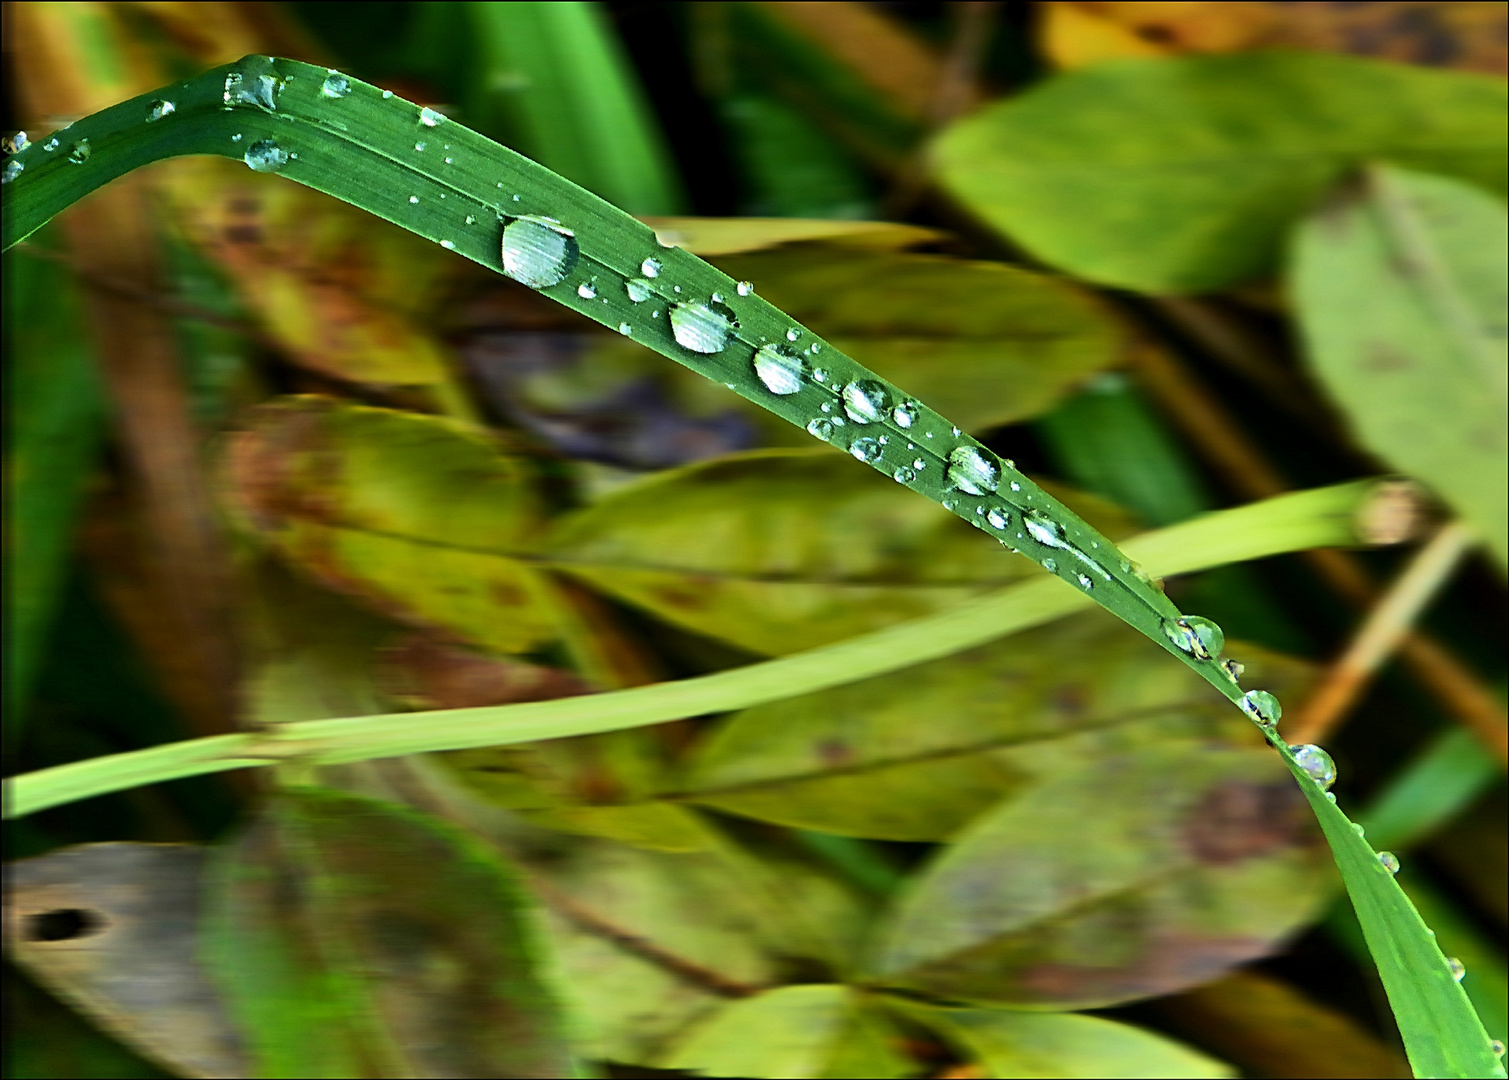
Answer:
(5, 66, 1497, 1041)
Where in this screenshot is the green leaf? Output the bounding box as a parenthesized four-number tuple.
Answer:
(933, 52, 1508, 292)
(202, 786, 575, 1078)
(548, 448, 1136, 655)
(676, 611, 1316, 840)
(3, 237, 107, 745)
(659, 984, 912, 1079)
(870, 744, 1335, 1008)
(1291, 164, 1508, 569)
(222, 395, 558, 654)
(889, 999, 1232, 1079)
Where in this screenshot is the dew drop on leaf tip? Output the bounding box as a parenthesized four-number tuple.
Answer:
(753, 344, 808, 395)
(1377, 851, 1400, 874)
(501, 216, 579, 289)
(243, 139, 289, 173)
(1239, 690, 1281, 727)
(1288, 744, 1337, 790)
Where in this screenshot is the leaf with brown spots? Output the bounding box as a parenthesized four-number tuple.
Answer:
(674, 608, 1316, 840)
(867, 744, 1334, 1009)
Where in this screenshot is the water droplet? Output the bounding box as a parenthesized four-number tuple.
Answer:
(148, 99, 176, 122)
(444, 157, 452, 164)
(947, 445, 1001, 495)
(1223, 658, 1245, 682)
(808, 417, 835, 441)
(841, 380, 888, 424)
(737, 281, 754, 296)
(231, 133, 243, 142)
(987, 508, 1009, 529)
(1239, 690, 1282, 727)
(1, 159, 22, 184)
(1077, 573, 1094, 588)
(321, 73, 351, 98)
(67, 139, 91, 163)
(409, 195, 419, 204)
(243, 138, 289, 173)
(1490, 1039, 1504, 1059)
(893, 466, 915, 483)
(1447, 957, 1466, 982)
(440, 239, 455, 250)
(42, 137, 59, 151)
(786, 328, 800, 342)
(464, 215, 476, 225)
(501, 216, 579, 289)
(419, 106, 446, 127)
(850, 437, 882, 463)
(640, 257, 662, 278)
(414, 141, 427, 152)
(810, 343, 822, 354)
(382, 89, 394, 99)
(1351, 822, 1366, 836)
(670, 301, 736, 354)
(753, 344, 808, 395)
(1042, 557, 1058, 573)
(1325, 792, 1337, 803)
(4, 131, 29, 153)
(1025, 513, 1064, 548)
(893, 401, 919, 428)
(1186, 617, 1225, 658)
(1377, 851, 1400, 874)
(623, 278, 652, 303)
(223, 66, 280, 110)
(1163, 617, 1220, 660)
(952, 426, 962, 436)
(812, 368, 827, 382)
(577, 282, 597, 299)
(1289, 744, 1337, 790)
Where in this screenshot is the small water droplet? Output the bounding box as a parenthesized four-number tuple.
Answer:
(670, 300, 737, 354)
(618, 322, 632, 336)
(231, 133, 243, 142)
(841, 380, 888, 424)
(640, 257, 662, 278)
(946, 445, 1001, 495)
(737, 280, 754, 296)
(1025, 513, 1064, 548)
(1223, 658, 1245, 682)
(577, 282, 597, 299)
(893, 401, 919, 428)
(952, 426, 962, 436)
(1490, 1039, 1504, 1059)
(67, 139, 91, 163)
(444, 157, 452, 164)
(849, 437, 882, 463)
(382, 89, 394, 99)
(753, 344, 808, 395)
(148, 99, 176, 122)
(1077, 573, 1094, 589)
(812, 368, 827, 382)
(513, 193, 520, 201)
(987, 508, 1009, 529)
(4, 131, 29, 154)
(1351, 822, 1366, 836)
(409, 195, 419, 204)
(419, 106, 446, 127)
(440, 239, 455, 250)
(710, 292, 724, 304)
(912, 458, 925, 470)
(501, 216, 579, 289)
(625, 278, 652, 303)
(321, 73, 351, 98)
(1377, 851, 1400, 874)
(893, 466, 915, 483)
(243, 138, 289, 173)
(810, 343, 822, 354)
(465, 215, 475, 225)
(1289, 744, 1337, 790)
(808, 417, 835, 441)
(414, 141, 427, 152)
(1325, 792, 1337, 803)
(1239, 690, 1282, 727)
(1042, 557, 1058, 573)
(223, 63, 281, 110)
(1009, 481, 1021, 492)
(1, 159, 22, 184)
(786, 328, 800, 342)
(1447, 957, 1466, 982)
(42, 137, 59, 151)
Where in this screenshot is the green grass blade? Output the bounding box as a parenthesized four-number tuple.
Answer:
(4, 57, 1501, 1076)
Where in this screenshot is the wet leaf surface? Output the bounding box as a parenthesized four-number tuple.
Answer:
(1291, 165, 1508, 569)
(676, 610, 1316, 840)
(934, 51, 1507, 292)
(221, 395, 558, 653)
(870, 743, 1335, 1009)
(547, 449, 1136, 655)
(203, 787, 574, 1078)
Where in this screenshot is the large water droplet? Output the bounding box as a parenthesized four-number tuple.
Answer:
(1025, 513, 1064, 548)
(1162, 617, 1219, 660)
(987, 508, 1009, 529)
(841, 380, 888, 424)
(670, 301, 736, 354)
(243, 139, 289, 173)
(223, 66, 280, 110)
(1377, 851, 1400, 874)
(736, 280, 754, 296)
(625, 278, 652, 303)
(946, 445, 1000, 495)
(1185, 617, 1225, 658)
(321, 73, 351, 98)
(807, 417, 835, 441)
(501, 216, 579, 289)
(850, 437, 882, 463)
(1, 159, 22, 184)
(753, 344, 808, 395)
(1289, 744, 1337, 790)
(419, 106, 446, 127)
(640, 257, 662, 278)
(1447, 957, 1466, 982)
(1239, 690, 1282, 727)
(67, 139, 91, 164)
(147, 99, 176, 122)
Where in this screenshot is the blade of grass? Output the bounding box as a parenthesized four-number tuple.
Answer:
(3, 58, 1501, 1077)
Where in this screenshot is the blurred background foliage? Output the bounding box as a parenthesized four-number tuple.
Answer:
(2, 2, 1505, 1077)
